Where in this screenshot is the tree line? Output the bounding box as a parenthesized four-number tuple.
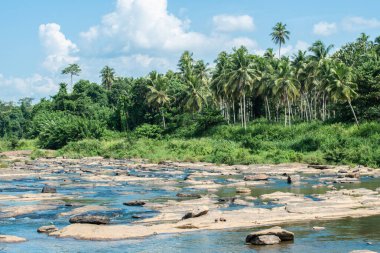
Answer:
(1, 23, 379, 149)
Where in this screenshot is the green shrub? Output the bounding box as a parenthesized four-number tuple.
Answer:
(134, 124, 163, 139)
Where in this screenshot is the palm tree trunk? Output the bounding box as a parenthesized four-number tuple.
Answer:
(243, 93, 247, 129)
(265, 96, 271, 121)
(348, 99, 359, 126)
(160, 108, 166, 129)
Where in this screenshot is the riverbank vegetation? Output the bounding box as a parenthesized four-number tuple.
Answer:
(0, 24, 379, 166)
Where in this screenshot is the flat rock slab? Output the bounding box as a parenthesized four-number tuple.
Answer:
(69, 215, 110, 225)
(123, 200, 146, 206)
(182, 206, 209, 219)
(0, 235, 27, 243)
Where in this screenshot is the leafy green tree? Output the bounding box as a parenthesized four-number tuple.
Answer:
(100, 66, 116, 90)
(61, 64, 81, 87)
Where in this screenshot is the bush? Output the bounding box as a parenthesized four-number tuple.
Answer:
(33, 112, 105, 149)
(134, 124, 163, 139)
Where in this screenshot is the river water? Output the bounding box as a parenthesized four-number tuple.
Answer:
(0, 163, 379, 253)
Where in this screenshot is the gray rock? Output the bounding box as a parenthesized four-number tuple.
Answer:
(37, 225, 58, 234)
(312, 226, 325, 231)
(182, 206, 209, 219)
(246, 226, 294, 244)
(176, 193, 202, 198)
(123, 200, 146, 206)
(251, 235, 281, 245)
(41, 186, 56, 193)
(69, 215, 110, 225)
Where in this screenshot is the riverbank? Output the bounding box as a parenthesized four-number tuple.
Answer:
(1, 152, 380, 244)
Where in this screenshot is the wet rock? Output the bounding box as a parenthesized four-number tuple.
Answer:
(0, 235, 27, 243)
(123, 200, 146, 206)
(41, 186, 56, 193)
(219, 217, 226, 222)
(37, 225, 58, 234)
(176, 193, 202, 199)
(217, 197, 236, 203)
(175, 223, 199, 229)
(182, 206, 209, 219)
(345, 173, 360, 178)
(236, 187, 251, 194)
(246, 226, 294, 244)
(308, 164, 335, 170)
(250, 235, 281, 245)
(132, 215, 141, 219)
(333, 178, 360, 184)
(338, 169, 348, 173)
(312, 226, 325, 231)
(69, 215, 110, 225)
(244, 174, 269, 181)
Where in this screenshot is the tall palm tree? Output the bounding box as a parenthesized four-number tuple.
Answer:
(328, 62, 359, 126)
(61, 64, 81, 88)
(146, 71, 171, 128)
(308, 40, 334, 64)
(100, 66, 115, 90)
(270, 22, 290, 58)
(273, 58, 299, 126)
(226, 46, 260, 129)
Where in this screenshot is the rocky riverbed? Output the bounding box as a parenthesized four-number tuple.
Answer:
(0, 151, 379, 252)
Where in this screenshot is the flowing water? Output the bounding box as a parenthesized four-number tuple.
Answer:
(0, 163, 379, 253)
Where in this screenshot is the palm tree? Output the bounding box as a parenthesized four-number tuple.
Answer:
(146, 71, 171, 128)
(100, 66, 115, 90)
(183, 74, 208, 114)
(308, 40, 334, 64)
(328, 62, 359, 126)
(270, 22, 290, 58)
(273, 58, 299, 126)
(226, 46, 261, 129)
(61, 64, 81, 88)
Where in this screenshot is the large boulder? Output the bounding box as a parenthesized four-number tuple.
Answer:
(69, 215, 110, 225)
(0, 235, 27, 243)
(182, 206, 209, 219)
(41, 186, 56, 193)
(246, 226, 294, 244)
(37, 225, 58, 234)
(250, 235, 281, 245)
(123, 200, 146, 206)
(244, 174, 269, 181)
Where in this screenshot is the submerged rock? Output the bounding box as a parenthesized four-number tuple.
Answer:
(312, 226, 325, 231)
(246, 226, 294, 244)
(69, 215, 110, 225)
(41, 186, 56, 193)
(123, 200, 146, 206)
(182, 206, 209, 219)
(0, 235, 27, 243)
(37, 225, 58, 234)
(250, 235, 281, 245)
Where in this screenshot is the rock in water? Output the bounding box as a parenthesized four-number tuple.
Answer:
(176, 193, 202, 198)
(251, 235, 281, 245)
(246, 226, 294, 244)
(244, 174, 269, 181)
(349, 251, 378, 253)
(41, 186, 56, 193)
(0, 235, 27, 243)
(69, 215, 110, 225)
(182, 206, 209, 219)
(37, 225, 58, 234)
(312, 226, 325, 231)
(123, 200, 146, 206)
(287, 176, 292, 184)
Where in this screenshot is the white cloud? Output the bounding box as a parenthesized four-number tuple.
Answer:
(313, 22, 337, 36)
(39, 23, 79, 72)
(213, 15, 254, 32)
(342, 16, 380, 31)
(0, 73, 58, 101)
(279, 40, 310, 57)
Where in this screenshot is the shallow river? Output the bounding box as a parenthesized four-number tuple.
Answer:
(0, 163, 379, 253)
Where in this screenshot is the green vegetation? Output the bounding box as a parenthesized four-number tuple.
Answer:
(0, 24, 379, 167)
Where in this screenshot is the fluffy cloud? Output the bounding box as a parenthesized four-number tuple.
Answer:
(313, 22, 337, 36)
(342, 16, 380, 31)
(279, 40, 310, 56)
(0, 73, 58, 101)
(213, 15, 254, 32)
(39, 23, 79, 72)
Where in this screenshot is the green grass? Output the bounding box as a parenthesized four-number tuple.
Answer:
(2, 121, 380, 168)
(57, 121, 380, 167)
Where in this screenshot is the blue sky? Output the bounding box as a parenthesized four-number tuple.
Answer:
(0, 0, 379, 102)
